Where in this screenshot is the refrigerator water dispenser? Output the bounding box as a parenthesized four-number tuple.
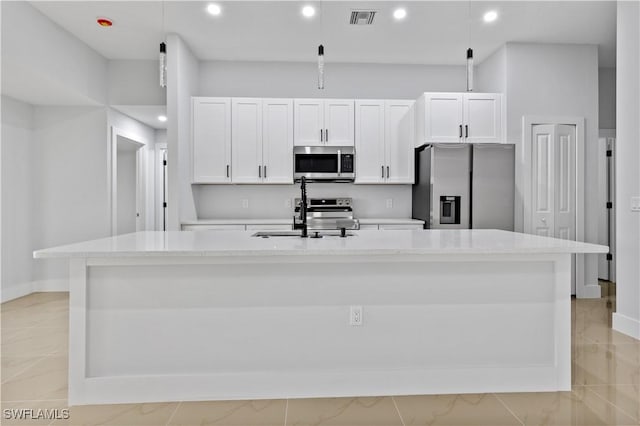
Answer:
(440, 196, 461, 225)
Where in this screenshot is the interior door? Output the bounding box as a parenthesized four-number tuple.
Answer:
(463, 93, 502, 143)
(192, 97, 231, 183)
(385, 100, 415, 184)
(531, 124, 556, 237)
(231, 98, 263, 183)
(554, 125, 577, 241)
(324, 99, 355, 146)
(424, 93, 463, 143)
(354, 100, 385, 184)
(294, 99, 323, 146)
(262, 99, 293, 184)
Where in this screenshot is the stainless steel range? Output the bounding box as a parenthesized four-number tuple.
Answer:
(294, 197, 360, 231)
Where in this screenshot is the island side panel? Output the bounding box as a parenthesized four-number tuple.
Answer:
(69, 253, 571, 405)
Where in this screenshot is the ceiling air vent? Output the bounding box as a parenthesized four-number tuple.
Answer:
(350, 10, 376, 25)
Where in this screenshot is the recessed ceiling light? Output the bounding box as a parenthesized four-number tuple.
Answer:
(302, 5, 316, 18)
(96, 17, 113, 27)
(393, 8, 407, 20)
(207, 4, 221, 16)
(483, 10, 498, 23)
(158, 115, 167, 122)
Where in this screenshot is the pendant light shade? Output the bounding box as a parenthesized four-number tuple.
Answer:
(159, 42, 167, 88)
(317, 44, 325, 90)
(466, 48, 473, 92)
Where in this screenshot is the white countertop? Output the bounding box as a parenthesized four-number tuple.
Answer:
(182, 218, 424, 226)
(34, 230, 608, 259)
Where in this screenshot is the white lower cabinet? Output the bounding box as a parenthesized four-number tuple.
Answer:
(355, 100, 415, 184)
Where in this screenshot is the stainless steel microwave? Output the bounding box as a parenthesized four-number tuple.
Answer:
(293, 146, 355, 181)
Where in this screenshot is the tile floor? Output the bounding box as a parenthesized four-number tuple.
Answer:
(1, 287, 638, 426)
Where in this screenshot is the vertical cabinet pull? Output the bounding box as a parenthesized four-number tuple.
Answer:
(264, 165, 267, 178)
(459, 125, 463, 138)
(320, 129, 323, 142)
(465, 125, 469, 138)
(226, 165, 230, 178)
(381, 165, 384, 178)
(325, 129, 328, 143)
(387, 166, 390, 179)
(258, 165, 262, 178)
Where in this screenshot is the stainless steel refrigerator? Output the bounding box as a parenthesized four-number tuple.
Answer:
(412, 144, 515, 230)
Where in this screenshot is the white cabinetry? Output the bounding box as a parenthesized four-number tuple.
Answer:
(262, 99, 294, 184)
(232, 98, 263, 183)
(192, 97, 231, 183)
(355, 100, 414, 184)
(294, 99, 354, 147)
(417, 92, 504, 144)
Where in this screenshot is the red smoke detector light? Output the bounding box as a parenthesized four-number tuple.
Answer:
(97, 18, 113, 27)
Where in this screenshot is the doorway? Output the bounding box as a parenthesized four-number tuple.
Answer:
(523, 117, 586, 296)
(111, 133, 144, 236)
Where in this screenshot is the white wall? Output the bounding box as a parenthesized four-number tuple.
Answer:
(0, 2, 107, 106)
(505, 42, 600, 296)
(599, 67, 616, 130)
(1, 96, 34, 301)
(476, 46, 507, 94)
(116, 146, 138, 235)
(194, 184, 411, 220)
(613, 1, 640, 340)
(199, 60, 468, 99)
(167, 34, 199, 230)
(31, 107, 110, 284)
(108, 60, 167, 106)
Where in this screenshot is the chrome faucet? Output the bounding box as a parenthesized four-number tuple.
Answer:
(293, 176, 309, 238)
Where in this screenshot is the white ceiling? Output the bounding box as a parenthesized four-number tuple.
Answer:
(30, 1, 616, 67)
(112, 105, 168, 130)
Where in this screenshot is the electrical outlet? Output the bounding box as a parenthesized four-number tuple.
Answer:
(350, 306, 363, 326)
(386, 199, 393, 209)
(242, 199, 249, 209)
(632, 197, 640, 212)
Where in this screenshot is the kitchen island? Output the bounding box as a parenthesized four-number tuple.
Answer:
(34, 229, 607, 406)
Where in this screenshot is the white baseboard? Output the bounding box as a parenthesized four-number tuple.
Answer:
(612, 313, 640, 341)
(1, 279, 69, 303)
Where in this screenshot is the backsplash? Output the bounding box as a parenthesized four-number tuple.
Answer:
(193, 184, 412, 219)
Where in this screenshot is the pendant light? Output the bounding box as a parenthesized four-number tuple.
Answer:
(466, 1, 473, 92)
(159, 1, 167, 88)
(318, 45, 325, 89)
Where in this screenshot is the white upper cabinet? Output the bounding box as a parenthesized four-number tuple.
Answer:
(463, 93, 503, 143)
(231, 98, 263, 184)
(385, 100, 415, 184)
(262, 99, 294, 184)
(417, 92, 505, 144)
(294, 99, 354, 146)
(355, 100, 385, 184)
(423, 93, 464, 143)
(324, 99, 355, 146)
(192, 97, 231, 183)
(355, 100, 415, 184)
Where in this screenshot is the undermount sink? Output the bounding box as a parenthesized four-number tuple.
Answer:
(252, 230, 356, 238)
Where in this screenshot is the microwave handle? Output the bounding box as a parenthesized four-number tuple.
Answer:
(337, 150, 341, 175)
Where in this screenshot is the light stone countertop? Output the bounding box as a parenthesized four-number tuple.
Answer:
(181, 218, 425, 226)
(34, 230, 608, 259)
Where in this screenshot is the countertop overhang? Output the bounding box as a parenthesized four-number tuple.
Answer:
(33, 230, 608, 259)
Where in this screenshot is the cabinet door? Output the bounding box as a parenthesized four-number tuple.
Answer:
(385, 100, 415, 184)
(354, 100, 385, 184)
(463, 93, 503, 143)
(263, 99, 294, 184)
(192, 97, 231, 183)
(423, 93, 463, 143)
(294, 99, 324, 146)
(324, 99, 355, 146)
(231, 98, 263, 183)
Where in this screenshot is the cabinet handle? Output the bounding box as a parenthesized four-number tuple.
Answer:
(465, 125, 469, 138)
(381, 165, 385, 178)
(258, 165, 262, 178)
(459, 125, 463, 138)
(387, 166, 390, 179)
(320, 129, 323, 142)
(226, 165, 230, 178)
(264, 165, 267, 178)
(325, 129, 328, 143)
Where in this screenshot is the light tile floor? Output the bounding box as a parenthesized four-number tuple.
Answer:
(1, 287, 638, 426)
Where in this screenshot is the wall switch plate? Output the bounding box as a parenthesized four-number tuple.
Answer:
(350, 306, 363, 326)
(386, 199, 393, 209)
(632, 197, 640, 212)
(242, 199, 249, 209)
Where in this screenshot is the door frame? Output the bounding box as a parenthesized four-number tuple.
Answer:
(522, 116, 588, 297)
(155, 143, 168, 231)
(109, 126, 145, 236)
